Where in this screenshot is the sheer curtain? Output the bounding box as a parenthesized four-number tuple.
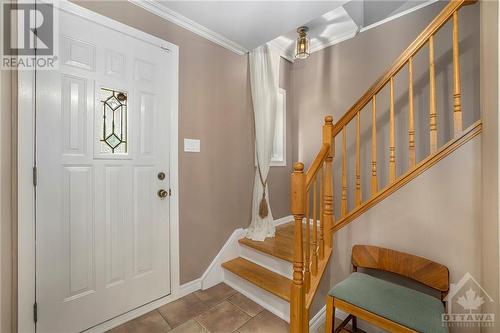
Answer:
(246, 44, 280, 241)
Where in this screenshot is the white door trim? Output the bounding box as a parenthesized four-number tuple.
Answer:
(17, 1, 180, 332)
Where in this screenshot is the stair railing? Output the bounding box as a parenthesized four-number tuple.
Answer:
(289, 1, 479, 332)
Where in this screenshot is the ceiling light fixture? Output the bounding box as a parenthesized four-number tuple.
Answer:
(295, 26, 310, 59)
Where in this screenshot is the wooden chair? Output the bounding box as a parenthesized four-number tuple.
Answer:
(325, 245, 449, 333)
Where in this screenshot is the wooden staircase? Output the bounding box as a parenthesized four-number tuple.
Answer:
(223, 257, 291, 301)
(223, 223, 299, 302)
(221, 1, 480, 332)
(238, 222, 297, 263)
(222, 222, 305, 302)
(220, 222, 295, 322)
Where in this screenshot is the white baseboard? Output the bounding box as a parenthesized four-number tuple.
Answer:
(83, 279, 201, 333)
(200, 228, 246, 290)
(274, 215, 293, 226)
(197, 215, 294, 321)
(200, 215, 293, 289)
(309, 305, 327, 333)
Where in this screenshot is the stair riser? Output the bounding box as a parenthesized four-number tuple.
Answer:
(223, 270, 290, 322)
(239, 244, 293, 279)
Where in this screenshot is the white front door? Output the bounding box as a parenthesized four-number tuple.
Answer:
(36, 7, 175, 333)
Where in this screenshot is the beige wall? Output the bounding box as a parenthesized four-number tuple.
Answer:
(292, 1, 479, 222)
(291, 1, 479, 178)
(312, 135, 483, 331)
(73, 1, 292, 283)
(480, 0, 500, 330)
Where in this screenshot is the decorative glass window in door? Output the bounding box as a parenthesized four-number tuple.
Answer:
(100, 88, 128, 154)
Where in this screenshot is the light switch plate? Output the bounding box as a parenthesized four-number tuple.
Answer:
(184, 138, 201, 152)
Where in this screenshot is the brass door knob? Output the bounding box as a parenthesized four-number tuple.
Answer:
(158, 189, 169, 199)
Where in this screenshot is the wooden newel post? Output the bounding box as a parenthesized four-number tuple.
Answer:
(290, 162, 305, 333)
(322, 116, 334, 248)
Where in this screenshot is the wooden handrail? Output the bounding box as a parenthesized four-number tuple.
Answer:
(331, 0, 476, 138)
(305, 144, 330, 189)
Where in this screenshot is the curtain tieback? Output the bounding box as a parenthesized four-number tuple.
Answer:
(257, 163, 269, 219)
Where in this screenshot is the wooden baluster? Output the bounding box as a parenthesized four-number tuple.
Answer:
(408, 57, 416, 168)
(371, 95, 378, 196)
(312, 177, 318, 275)
(355, 111, 361, 206)
(429, 35, 438, 153)
(290, 163, 305, 333)
(389, 77, 396, 183)
(304, 190, 310, 293)
(452, 11, 462, 136)
(341, 126, 347, 217)
(319, 167, 324, 260)
(303, 308, 309, 333)
(331, 127, 336, 225)
(322, 116, 334, 248)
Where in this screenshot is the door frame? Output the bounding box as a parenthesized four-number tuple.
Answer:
(17, 1, 180, 332)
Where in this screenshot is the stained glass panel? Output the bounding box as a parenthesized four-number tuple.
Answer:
(100, 88, 128, 154)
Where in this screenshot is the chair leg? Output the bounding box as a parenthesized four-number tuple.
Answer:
(325, 295, 335, 333)
(352, 316, 358, 332)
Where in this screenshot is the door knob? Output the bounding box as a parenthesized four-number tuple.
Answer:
(158, 189, 169, 199)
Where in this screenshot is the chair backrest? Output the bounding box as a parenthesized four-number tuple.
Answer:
(352, 245, 449, 294)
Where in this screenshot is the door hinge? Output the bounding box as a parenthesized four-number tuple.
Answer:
(33, 166, 37, 187)
(169, 189, 172, 196)
(33, 302, 38, 323)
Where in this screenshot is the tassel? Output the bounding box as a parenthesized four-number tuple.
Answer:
(259, 191, 269, 218)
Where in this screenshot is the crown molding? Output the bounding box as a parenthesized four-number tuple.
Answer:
(129, 0, 248, 55)
(267, 40, 295, 63)
(128, 0, 438, 60)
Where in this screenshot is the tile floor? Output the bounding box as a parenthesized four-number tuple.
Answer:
(108, 283, 289, 333)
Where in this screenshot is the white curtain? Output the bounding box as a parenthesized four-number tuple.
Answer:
(246, 44, 280, 241)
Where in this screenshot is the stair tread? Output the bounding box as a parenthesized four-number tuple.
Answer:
(239, 222, 316, 263)
(222, 257, 291, 302)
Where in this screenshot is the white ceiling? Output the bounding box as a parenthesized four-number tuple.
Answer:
(137, 0, 437, 59)
(156, 1, 348, 51)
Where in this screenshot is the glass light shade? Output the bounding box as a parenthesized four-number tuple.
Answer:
(295, 26, 310, 59)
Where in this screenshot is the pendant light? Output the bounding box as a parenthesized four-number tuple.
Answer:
(295, 26, 310, 59)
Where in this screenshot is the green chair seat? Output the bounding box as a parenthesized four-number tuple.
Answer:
(329, 272, 446, 333)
